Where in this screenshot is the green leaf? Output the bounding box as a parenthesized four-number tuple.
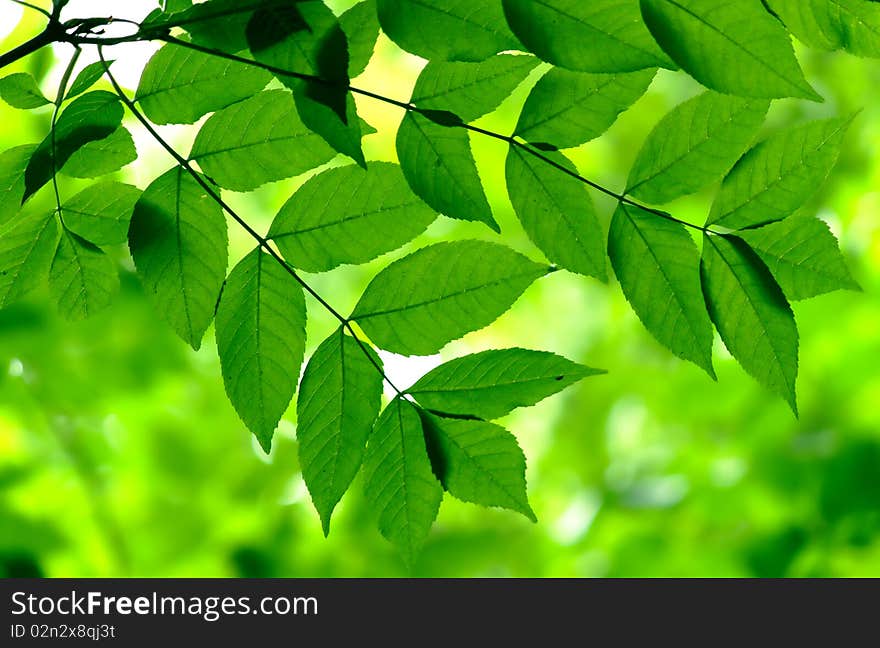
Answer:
(503, 0, 674, 72)
(701, 234, 799, 413)
(396, 111, 497, 231)
(215, 248, 306, 453)
(0, 73, 51, 109)
(24, 91, 123, 203)
(0, 212, 58, 308)
(129, 168, 228, 350)
(408, 348, 604, 419)
(420, 412, 536, 521)
(640, 0, 821, 100)
(190, 90, 336, 192)
(608, 203, 715, 376)
(60, 181, 142, 246)
(376, 0, 520, 62)
(351, 240, 548, 355)
(363, 397, 443, 567)
(135, 42, 271, 124)
(173, 0, 265, 52)
(505, 146, 607, 280)
(737, 215, 860, 300)
(48, 230, 119, 321)
(515, 67, 655, 149)
(412, 54, 539, 124)
(708, 116, 853, 229)
(626, 91, 769, 204)
(0, 145, 36, 227)
(65, 61, 112, 100)
(340, 0, 379, 77)
(766, 0, 880, 57)
(60, 127, 137, 179)
(247, 2, 365, 165)
(297, 328, 383, 535)
(268, 162, 436, 272)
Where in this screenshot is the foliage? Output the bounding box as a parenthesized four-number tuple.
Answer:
(0, 0, 871, 567)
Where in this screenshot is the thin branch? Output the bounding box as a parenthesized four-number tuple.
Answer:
(49, 46, 80, 222)
(96, 46, 404, 396)
(143, 34, 714, 235)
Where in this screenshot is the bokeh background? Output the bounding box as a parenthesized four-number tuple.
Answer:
(1, 1, 878, 577)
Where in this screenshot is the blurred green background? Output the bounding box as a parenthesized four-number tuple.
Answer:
(1, 2, 878, 577)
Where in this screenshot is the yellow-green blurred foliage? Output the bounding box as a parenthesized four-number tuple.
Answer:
(0, 4, 878, 577)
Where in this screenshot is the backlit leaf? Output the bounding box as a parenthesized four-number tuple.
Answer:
(701, 234, 799, 413)
(268, 162, 436, 272)
(215, 248, 306, 452)
(408, 348, 604, 419)
(708, 116, 853, 229)
(766, 0, 880, 57)
(506, 146, 607, 280)
(626, 91, 769, 204)
(0, 145, 35, 227)
(609, 203, 715, 376)
(61, 181, 142, 246)
(48, 230, 119, 321)
(515, 67, 655, 149)
(640, 0, 821, 100)
(363, 397, 443, 567)
(190, 90, 336, 192)
(503, 0, 674, 72)
(297, 328, 383, 534)
(60, 127, 137, 179)
(135, 42, 271, 124)
(351, 240, 548, 355)
(396, 111, 497, 231)
(129, 168, 228, 350)
(0, 211, 58, 308)
(421, 412, 536, 521)
(377, 0, 520, 62)
(737, 215, 860, 300)
(340, 0, 380, 77)
(0, 72, 51, 109)
(412, 54, 539, 124)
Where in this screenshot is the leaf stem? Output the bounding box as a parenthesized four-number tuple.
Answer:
(49, 45, 80, 223)
(96, 47, 404, 397)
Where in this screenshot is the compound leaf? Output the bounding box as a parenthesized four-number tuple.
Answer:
(701, 234, 799, 413)
(61, 181, 142, 246)
(503, 0, 674, 72)
(190, 90, 336, 192)
(708, 116, 853, 229)
(297, 328, 383, 535)
(135, 42, 270, 124)
(396, 111, 497, 231)
(506, 146, 606, 280)
(515, 67, 655, 149)
(626, 91, 769, 204)
(215, 248, 306, 453)
(268, 162, 436, 272)
(0, 72, 51, 109)
(351, 240, 548, 356)
(412, 54, 539, 124)
(377, 0, 520, 62)
(363, 397, 443, 567)
(48, 229, 119, 321)
(129, 167, 228, 350)
(737, 214, 860, 300)
(608, 203, 715, 377)
(408, 348, 604, 419)
(421, 412, 535, 521)
(640, 0, 821, 101)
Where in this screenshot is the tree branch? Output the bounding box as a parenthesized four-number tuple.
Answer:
(96, 47, 404, 397)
